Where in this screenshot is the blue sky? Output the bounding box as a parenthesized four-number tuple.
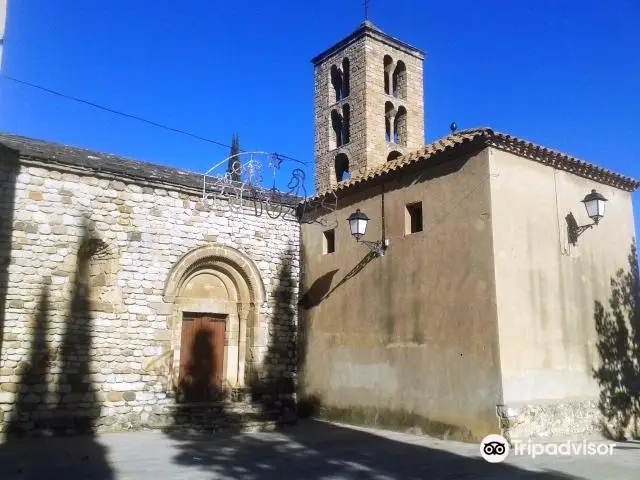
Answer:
(1, 1, 639, 222)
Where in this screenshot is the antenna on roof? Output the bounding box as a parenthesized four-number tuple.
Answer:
(450, 122, 457, 133)
(363, 0, 370, 20)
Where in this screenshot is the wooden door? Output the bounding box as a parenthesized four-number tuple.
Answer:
(179, 313, 226, 402)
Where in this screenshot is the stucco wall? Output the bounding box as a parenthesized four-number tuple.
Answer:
(488, 147, 637, 438)
(489, 147, 636, 403)
(299, 147, 503, 441)
(0, 156, 300, 435)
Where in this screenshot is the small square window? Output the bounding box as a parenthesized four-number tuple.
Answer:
(323, 229, 335, 254)
(405, 202, 423, 234)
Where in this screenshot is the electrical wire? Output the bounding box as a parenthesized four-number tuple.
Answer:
(1, 74, 312, 166)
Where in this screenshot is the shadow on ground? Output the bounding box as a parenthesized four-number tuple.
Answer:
(165, 419, 585, 479)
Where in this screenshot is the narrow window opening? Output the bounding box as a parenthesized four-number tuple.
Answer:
(383, 55, 393, 95)
(335, 153, 349, 182)
(331, 65, 343, 102)
(394, 106, 407, 146)
(323, 229, 336, 254)
(405, 202, 423, 234)
(342, 104, 350, 144)
(342, 58, 350, 98)
(385, 101, 395, 142)
(331, 109, 343, 148)
(392, 61, 407, 98)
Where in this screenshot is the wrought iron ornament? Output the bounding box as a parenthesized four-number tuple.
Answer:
(201, 152, 338, 223)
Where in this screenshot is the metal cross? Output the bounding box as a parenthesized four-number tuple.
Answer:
(363, 0, 370, 20)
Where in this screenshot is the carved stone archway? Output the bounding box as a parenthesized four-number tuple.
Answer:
(163, 245, 266, 390)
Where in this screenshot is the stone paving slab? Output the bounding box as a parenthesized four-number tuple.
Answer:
(0, 420, 638, 479)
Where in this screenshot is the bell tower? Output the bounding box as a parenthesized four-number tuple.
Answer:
(311, 21, 425, 192)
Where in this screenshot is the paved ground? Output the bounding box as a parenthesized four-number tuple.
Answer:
(0, 420, 638, 479)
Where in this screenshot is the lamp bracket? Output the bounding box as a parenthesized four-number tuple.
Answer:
(575, 223, 594, 236)
(568, 222, 595, 245)
(358, 239, 387, 257)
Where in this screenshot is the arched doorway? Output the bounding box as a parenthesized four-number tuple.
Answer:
(163, 245, 265, 398)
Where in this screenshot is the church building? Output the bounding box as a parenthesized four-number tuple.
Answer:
(0, 21, 638, 442)
(298, 21, 639, 441)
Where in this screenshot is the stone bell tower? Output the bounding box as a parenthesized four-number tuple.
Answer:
(312, 21, 425, 193)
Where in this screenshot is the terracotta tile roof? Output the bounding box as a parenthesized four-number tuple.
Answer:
(307, 127, 640, 202)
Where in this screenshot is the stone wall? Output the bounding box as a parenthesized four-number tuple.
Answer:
(362, 36, 424, 172)
(497, 401, 603, 441)
(0, 157, 300, 437)
(314, 38, 368, 192)
(313, 23, 425, 193)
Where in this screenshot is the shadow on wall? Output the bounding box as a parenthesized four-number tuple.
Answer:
(593, 241, 640, 440)
(165, 319, 238, 432)
(0, 219, 113, 479)
(248, 248, 297, 422)
(299, 251, 376, 310)
(163, 249, 299, 433)
(180, 329, 220, 403)
(0, 145, 18, 361)
(299, 269, 338, 310)
(297, 250, 376, 416)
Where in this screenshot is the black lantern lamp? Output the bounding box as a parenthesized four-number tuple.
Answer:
(347, 209, 369, 240)
(581, 189, 607, 225)
(569, 189, 608, 244)
(347, 209, 387, 256)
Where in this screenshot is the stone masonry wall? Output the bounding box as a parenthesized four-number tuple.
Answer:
(363, 36, 424, 173)
(314, 39, 368, 192)
(499, 400, 640, 442)
(313, 27, 425, 193)
(0, 158, 300, 436)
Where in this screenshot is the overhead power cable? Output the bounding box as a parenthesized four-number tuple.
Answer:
(1, 74, 311, 166)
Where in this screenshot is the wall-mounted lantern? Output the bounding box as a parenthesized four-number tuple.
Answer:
(569, 189, 608, 243)
(347, 209, 388, 257)
(581, 189, 607, 225)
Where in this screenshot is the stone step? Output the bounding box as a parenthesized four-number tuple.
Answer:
(148, 400, 297, 433)
(159, 420, 285, 434)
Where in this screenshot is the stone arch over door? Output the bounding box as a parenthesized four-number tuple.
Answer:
(163, 245, 266, 391)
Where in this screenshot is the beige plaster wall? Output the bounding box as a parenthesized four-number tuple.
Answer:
(300, 147, 503, 440)
(488, 147, 636, 405)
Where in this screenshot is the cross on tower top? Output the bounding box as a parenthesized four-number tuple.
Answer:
(363, 0, 370, 20)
